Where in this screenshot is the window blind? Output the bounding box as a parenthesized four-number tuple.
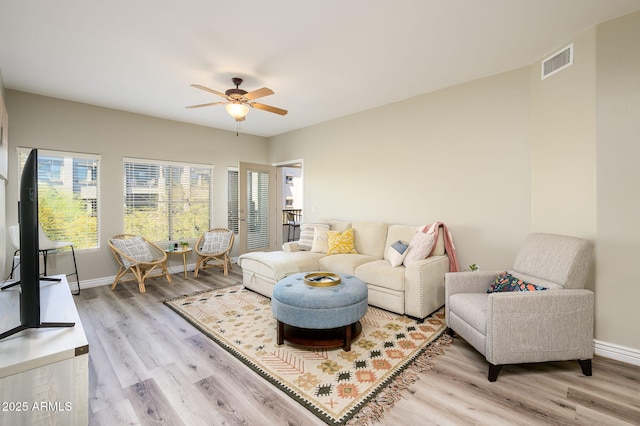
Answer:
(17, 147, 101, 250)
(123, 157, 213, 241)
(227, 167, 239, 234)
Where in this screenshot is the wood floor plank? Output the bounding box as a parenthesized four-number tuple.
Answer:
(85, 327, 129, 414)
(574, 404, 638, 426)
(125, 377, 184, 425)
(96, 325, 152, 389)
(90, 398, 141, 426)
(74, 268, 640, 425)
(567, 386, 640, 424)
(150, 362, 227, 425)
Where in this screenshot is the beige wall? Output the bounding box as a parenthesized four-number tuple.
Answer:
(531, 29, 596, 241)
(269, 67, 533, 272)
(595, 11, 640, 350)
(529, 12, 640, 352)
(4, 91, 269, 282)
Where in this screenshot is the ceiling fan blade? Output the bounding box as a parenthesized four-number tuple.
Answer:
(244, 87, 274, 100)
(190, 84, 227, 98)
(185, 102, 225, 109)
(251, 102, 288, 116)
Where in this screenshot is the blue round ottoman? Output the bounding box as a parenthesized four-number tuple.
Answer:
(272, 272, 368, 351)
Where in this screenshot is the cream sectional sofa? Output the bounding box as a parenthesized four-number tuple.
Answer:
(238, 220, 451, 319)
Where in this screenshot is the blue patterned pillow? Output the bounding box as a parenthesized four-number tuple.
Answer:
(487, 271, 547, 293)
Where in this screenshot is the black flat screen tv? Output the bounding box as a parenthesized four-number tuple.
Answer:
(19, 148, 41, 326)
(0, 149, 74, 340)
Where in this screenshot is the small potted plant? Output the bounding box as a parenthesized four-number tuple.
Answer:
(468, 263, 479, 272)
(180, 241, 189, 250)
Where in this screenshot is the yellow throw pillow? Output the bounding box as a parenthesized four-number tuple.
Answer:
(326, 228, 358, 255)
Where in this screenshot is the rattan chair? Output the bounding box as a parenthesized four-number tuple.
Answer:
(108, 234, 172, 293)
(194, 228, 234, 277)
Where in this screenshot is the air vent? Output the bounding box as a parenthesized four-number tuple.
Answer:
(541, 43, 573, 80)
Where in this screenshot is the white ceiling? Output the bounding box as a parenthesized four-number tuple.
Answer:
(1, 1, 639, 137)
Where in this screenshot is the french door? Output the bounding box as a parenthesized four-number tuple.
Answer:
(238, 162, 277, 254)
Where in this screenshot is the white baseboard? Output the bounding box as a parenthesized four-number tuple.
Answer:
(69, 262, 199, 291)
(68, 275, 113, 290)
(594, 339, 640, 366)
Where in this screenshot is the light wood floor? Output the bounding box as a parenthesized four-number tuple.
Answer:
(75, 268, 640, 425)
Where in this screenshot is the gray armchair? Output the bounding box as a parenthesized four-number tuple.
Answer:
(445, 233, 594, 381)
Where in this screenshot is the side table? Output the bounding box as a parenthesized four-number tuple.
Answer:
(165, 248, 193, 278)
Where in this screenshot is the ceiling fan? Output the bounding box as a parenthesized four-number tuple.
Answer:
(186, 77, 288, 122)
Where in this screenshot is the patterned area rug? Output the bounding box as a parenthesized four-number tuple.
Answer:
(164, 285, 450, 425)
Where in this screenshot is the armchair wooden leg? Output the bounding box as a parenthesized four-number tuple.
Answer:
(135, 267, 148, 293)
(194, 257, 202, 278)
(111, 268, 127, 291)
(162, 264, 173, 284)
(488, 363, 503, 382)
(578, 359, 592, 376)
(446, 327, 455, 337)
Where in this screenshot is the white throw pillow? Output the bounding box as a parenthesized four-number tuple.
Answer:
(403, 228, 436, 265)
(111, 236, 153, 267)
(310, 227, 330, 253)
(386, 240, 409, 267)
(202, 230, 232, 254)
(298, 223, 329, 250)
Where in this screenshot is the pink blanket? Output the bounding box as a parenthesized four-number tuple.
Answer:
(421, 222, 460, 272)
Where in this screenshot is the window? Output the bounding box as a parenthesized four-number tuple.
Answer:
(18, 148, 100, 250)
(123, 158, 212, 242)
(227, 167, 238, 234)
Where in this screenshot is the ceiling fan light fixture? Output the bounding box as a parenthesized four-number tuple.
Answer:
(225, 102, 250, 121)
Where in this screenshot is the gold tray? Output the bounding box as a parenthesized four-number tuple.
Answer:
(304, 272, 341, 287)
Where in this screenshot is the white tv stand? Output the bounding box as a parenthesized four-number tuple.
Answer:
(0, 275, 88, 425)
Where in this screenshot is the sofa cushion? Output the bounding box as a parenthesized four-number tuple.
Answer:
(319, 253, 379, 275)
(352, 221, 388, 258)
(327, 228, 358, 254)
(298, 223, 329, 251)
(355, 259, 405, 291)
(487, 271, 547, 293)
(387, 240, 409, 267)
(384, 225, 418, 260)
(327, 219, 352, 232)
(448, 293, 489, 335)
